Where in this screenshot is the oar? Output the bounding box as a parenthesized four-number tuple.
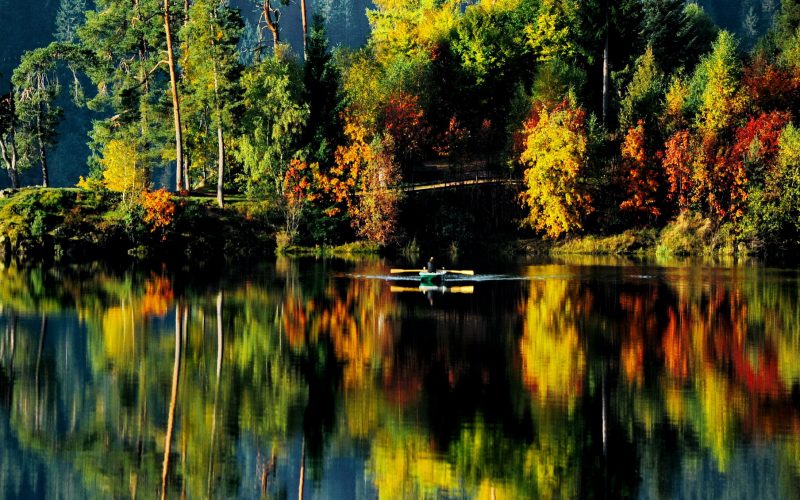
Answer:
(390, 286, 474, 294)
(390, 269, 475, 275)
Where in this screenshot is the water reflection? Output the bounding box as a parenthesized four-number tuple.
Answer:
(0, 259, 799, 498)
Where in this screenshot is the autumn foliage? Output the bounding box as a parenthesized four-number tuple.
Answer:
(382, 92, 430, 172)
(140, 189, 176, 238)
(662, 129, 694, 210)
(311, 117, 403, 244)
(519, 99, 593, 238)
(619, 121, 662, 220)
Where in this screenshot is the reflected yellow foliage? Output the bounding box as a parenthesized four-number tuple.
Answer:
(697, 367, 737, 471)
(370, 429, 457, 499)
(520, 278, 586, 409)
(101, 305, 137, 367)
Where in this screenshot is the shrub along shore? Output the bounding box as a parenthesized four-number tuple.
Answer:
(0, 187, 789, 266)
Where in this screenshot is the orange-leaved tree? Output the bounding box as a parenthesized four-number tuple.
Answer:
(518, 98, 593, 238)
(349, 137, 403, 244)
(382, 92, 430, 176)
(619, 120, 662, 221)
(318, 116, 403, 244)
(140, 189, 176, 239)
(282, 159, 317, 240)
(662, 129, 695, 212)
(729, 111, 791, 186)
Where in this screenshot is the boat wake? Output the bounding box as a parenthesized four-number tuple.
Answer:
(341, 273, 573, 282)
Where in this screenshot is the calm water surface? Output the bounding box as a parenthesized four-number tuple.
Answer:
(1, 256, 799, 499)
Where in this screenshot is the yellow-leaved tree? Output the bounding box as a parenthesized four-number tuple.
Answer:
(100, 139, 146, 200)
(695, 31, 748, 136)
(519, 98, 593, 238)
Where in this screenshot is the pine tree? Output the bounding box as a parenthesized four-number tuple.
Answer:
(54, 0, 87, 43)
(181, 0, 243, 207)
(641, 0, 716, 74)
(79, 0, 176, 187)
(302, 15, 344, 169)
(11, 47, 63, 187)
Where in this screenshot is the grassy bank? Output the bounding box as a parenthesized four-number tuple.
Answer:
(0, 187, 274, 264)
(548, 212, 755, 257)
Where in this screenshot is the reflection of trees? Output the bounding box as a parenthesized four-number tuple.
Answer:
(519, 275, 588, 410)
(2, 261, 800, 497)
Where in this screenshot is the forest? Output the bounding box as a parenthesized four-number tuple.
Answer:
(1, 0, 800, 258)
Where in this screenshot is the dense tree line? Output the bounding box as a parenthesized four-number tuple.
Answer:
(2, 0, 800, 251)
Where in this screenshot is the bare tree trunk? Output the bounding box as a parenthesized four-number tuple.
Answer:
(300, 0, 309, 59)
(211, 41, 225, 208)
(35, 74, 49, 188)
(161, 303, 183, 500)
(0, 138, 19, 189)
(216, 124, 225, 207)
(36, 113, 49, 188)
(183, 0, 191, 192)
(164, 0, 184, 192)
(602, 0, 610, 127)
(262, 0, 280, 53)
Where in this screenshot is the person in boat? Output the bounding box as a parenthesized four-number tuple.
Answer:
(426, 257, 436, 273)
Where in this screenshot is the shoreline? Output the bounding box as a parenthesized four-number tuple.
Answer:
(1, 188, 796, 266)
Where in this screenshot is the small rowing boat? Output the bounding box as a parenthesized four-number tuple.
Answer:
(390, 284, 475, 294)
(390, 268, 475, 284)
(419, 270, 447, 283)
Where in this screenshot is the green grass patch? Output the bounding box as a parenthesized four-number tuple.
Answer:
(655, 212, 714, 257)
(281, 240, 381, 256)
(553, 229, 657, 255)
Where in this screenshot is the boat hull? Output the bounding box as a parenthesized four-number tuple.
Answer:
(419, 271, 446, 283)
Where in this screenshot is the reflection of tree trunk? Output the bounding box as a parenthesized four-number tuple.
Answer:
(161, 304, 184, 500)
(207, 291, 224, 496)
(261, 448, 276, 497)
(35, 313, 47, 431)
(1, 313, 17, 408)
(132, 364, 147, 500)
(601, 371, 607, 456)
(216, 291, 223, 379)
(298, 438, 305, 500)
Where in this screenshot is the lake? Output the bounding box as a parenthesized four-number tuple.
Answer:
(1, 256, 799, 498)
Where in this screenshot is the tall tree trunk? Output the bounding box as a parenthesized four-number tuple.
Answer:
(36, 111, 49, 188)
(212, 54, 225, 208)
(164, 0, 184, 192)
(602, 0, 610, 127)
(161, 303, 184, 500)
(183, 0, 191, 192)
(300, 0, 309, 59)
(0, 138, 19, 189)
(263, 0, 280, 53)
(217, 124, 224, 207)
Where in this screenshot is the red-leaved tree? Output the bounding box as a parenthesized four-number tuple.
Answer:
(619, 121, 662, 221)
